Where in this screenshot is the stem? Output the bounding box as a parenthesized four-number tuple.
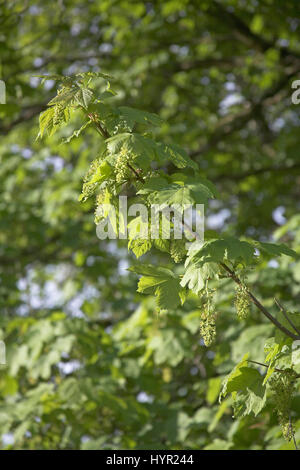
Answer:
(88, 113, 110, 139)
(220, 262, 300, 341)
(274, 298, 300, 336)
(290, 415, 299, 450)
(127, 162, 144, 183)
(247, 360, 300, 378)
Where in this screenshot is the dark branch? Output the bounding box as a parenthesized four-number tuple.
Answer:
(247, 360, 300, 378)
(220, 262, 300, 341)
(274, 298, 300, 336)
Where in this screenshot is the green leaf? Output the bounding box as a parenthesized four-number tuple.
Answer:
(106, 133, 158, 170)
(74, 87, 94, 109)
(128, 238, 153, 258)
(75, 71, 113, 80)
(48, 89, 77, 106)
(220, 353, 249, 399)
(153, 238, 170, 253)
(62, 120, 91, 144)
(186, 238, 256, 266)
(148, 329, 191, 366)
(129, 264, 184, 310)
(185, 238, 298, 271)
(206, 377, 222, 405)
(163, 143, 198, 170)
(106, 133, 199, 171)
(253, 241, 298, 259)
(181, 262, 220, 294)
(127, 215, 149, 241)
(204, 439, 233, 450)
(137, 175, 169, 194)
(263, 338, 285, 384)
(89, 161, 112, 185)
(144, 176, 217, 208)
(79, 159, 112, 202)
(220, 354, 267, 417)
(117, 106, 163, 128)
(37, 107, 56, 138)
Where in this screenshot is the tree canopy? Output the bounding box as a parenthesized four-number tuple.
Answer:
(0, 0, 300, 450)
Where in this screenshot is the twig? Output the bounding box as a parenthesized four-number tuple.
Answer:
(289, 415, 299, 450)
(126, 163, 144, 183)
(247, 360, 300, 378)
(274, 298, 300, 336)
(88, 113, 110, 139)
(220, 262, 300, 341)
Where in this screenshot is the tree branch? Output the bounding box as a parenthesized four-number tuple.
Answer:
(85, 90, 300, 343)
(247, 359, 300, 378)
(274, 298, 300, 336)
(220, 262, 300, 341)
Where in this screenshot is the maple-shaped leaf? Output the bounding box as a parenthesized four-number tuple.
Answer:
(129, 264, 185, 310)
(106, 134, 198, 171)
(162, 143, 198, 170)
(128, 238, 153, 259)
(220, 353, 267, 417)
(73, 87, 94, 109)
(141, 175, 218, 209)
(37, 107, 56, 138)
(106, 133, 158, 170)
(185, 238, 298, 271)
(181, 261, 220, 294)
(117, 106, 163, 128)
(252, 241, 298, 259)
(186, 238, 256, 266)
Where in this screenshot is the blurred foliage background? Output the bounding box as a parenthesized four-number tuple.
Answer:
(0, 0, 300, 450)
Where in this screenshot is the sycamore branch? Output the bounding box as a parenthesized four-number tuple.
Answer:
(220, 262, 300, 341)
(274, 298, 300, 336)
(247, 360, 300, 378)
(85, 103, 300, 342)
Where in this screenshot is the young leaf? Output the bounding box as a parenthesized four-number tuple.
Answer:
(163, 143, 198, 170)
(253, 241, 298, 260)
(145, 177, 217, 209)
(62, 121, 91, 144)
(129, 264, 185, 310)
(117, 106, 163, 129)
(128, 238, 153, 258)
(37, 107, 56, 138)
(74, 87, 94, 109)
(220, 353, 267, 417)
(48, 89, 77, 106)
(186, 238, 256, 266)
(181, 262, 220, 294)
